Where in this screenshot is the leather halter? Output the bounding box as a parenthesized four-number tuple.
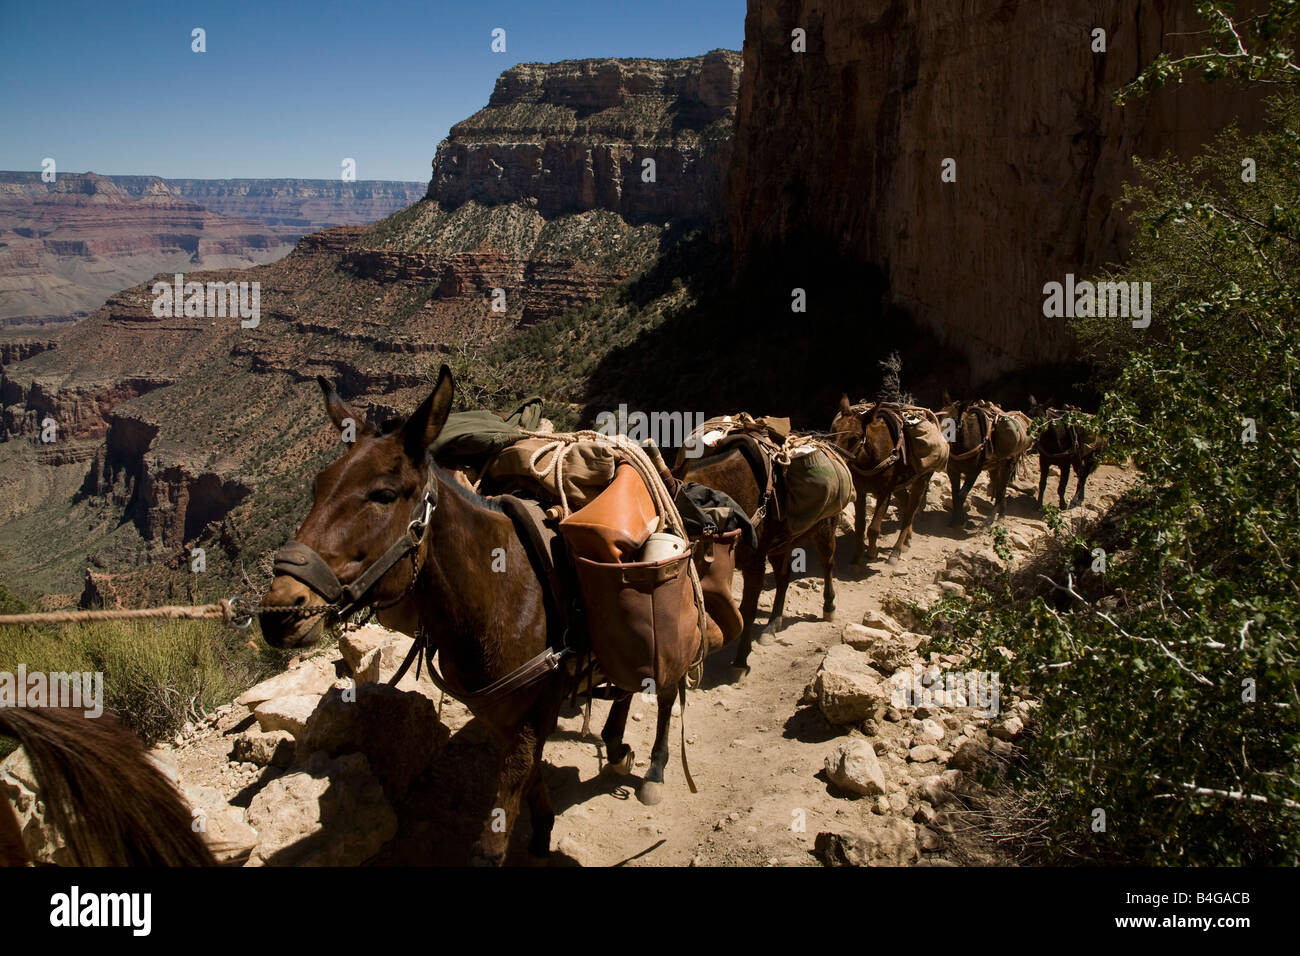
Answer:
(272, 456, 440, 621)
(948, 404, 994, 463)
(840, 405, 905, 477)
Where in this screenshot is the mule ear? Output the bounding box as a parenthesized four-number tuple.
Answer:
(941, 389, 952, 407)
(839, 393, 853, 416)
(403, 365, 455, 459)
(317, 376, 372, 437)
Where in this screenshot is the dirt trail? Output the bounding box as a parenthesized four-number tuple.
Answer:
(162, 463, 1133, 866)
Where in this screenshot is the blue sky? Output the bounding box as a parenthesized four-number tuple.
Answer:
(0, 0, 745, 182)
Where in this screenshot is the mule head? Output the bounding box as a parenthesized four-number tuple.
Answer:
(830, 394, 864, 454)
(831, 399, 895, 473)
(1027, 394, 1055, 418)
(259, 366, 455, 648)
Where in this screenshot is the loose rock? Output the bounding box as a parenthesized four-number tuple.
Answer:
(824, 738, 888, 797)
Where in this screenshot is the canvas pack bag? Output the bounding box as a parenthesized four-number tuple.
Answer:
(900, 406, 950, 472)
(990, 409, 1034, 461)
(783, 442, 854, 534)
(483, 438, 618, 511)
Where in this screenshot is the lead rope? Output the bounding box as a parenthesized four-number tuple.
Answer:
(678, 677, 696, 793)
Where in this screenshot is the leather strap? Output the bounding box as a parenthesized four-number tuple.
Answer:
(844, 406, 906, 476)
(389, 628, 569, 709)
(948, 404, 994, 463)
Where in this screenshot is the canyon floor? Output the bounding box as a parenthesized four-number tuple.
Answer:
(156, 463, 1134, 867)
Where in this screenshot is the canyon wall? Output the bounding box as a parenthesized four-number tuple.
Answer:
(0, 173, 291, 328)
(728, 0, 1264, 381)
(0, 173, 425, 329)
(432, 50, 740, 225)
(161, 179, 426, 231)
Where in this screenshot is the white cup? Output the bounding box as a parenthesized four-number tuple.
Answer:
(641, 532, 687, 563)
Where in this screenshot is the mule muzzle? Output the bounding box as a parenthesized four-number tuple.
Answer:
(258, 575, 329, 649)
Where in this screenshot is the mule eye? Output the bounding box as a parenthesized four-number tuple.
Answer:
(368, 488, 399, 504)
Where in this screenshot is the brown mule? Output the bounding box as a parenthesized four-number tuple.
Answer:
(259, 367, 689, 864)
(675, 443, 838, 678)
(0, 707, 215, 866)
(1028, 396, 1109, 510)
(831, 396, 937, 565)
(940, 398, 1022, 525)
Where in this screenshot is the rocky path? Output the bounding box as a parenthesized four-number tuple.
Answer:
(1, 465, 1133, 866)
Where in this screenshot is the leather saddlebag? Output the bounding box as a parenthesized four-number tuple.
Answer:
(557, 463, 659, 563)
(572, 551, 702, 694)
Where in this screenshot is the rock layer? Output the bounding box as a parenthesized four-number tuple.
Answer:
(0, 173, 291, 327)
(432, 50, 740, 225)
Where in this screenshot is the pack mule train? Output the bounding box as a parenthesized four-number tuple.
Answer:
(830, 396, 950, 565)
(0, 706, 216, 866)
(672, 415, 853, 677)
(259, 367, 724, 864)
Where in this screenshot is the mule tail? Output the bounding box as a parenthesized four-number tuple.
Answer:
(0, 707, 215, 866)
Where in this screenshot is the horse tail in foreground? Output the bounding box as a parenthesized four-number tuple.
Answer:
(0, 707, 215, 866)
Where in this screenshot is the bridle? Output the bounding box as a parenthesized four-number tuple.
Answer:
(269, 454, 440, 623)
(266, 455, 573, 708)
(948, 403, 995, 463)
(834, 404, 905, 477)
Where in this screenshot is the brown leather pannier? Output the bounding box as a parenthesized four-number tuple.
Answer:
(571, 552, 701, 694)
(693, 529, 743, 654)
(557, 463, 659, 563)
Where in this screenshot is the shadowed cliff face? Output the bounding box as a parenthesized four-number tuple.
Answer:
(728, 0, 1263, 382)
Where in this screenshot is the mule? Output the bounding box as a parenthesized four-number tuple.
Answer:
(259, 367, 688, 865)
(675, 442, 838, 677)
(831, 396, 937, 565)
(939, 398, 1023, 525)
(1028, 396, 1108, 509)
(0, 706, 215, 866)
